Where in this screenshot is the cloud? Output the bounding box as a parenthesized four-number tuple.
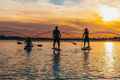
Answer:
(0, 0, 120, 22)
(1, 0, 120, 9)
(0, 0, 120, 37)
(49, 0, 64, 5)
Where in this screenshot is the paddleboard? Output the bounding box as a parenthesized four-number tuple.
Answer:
(81, 47, 91, 50)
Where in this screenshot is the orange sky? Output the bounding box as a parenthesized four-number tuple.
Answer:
(0, 0, 120, 38)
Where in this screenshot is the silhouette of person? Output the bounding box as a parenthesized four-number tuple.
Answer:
(53, 26, 61, 49)
(24, 37, 33, 57)
(25, 37, 33, 48)
(83, 28, 90, 48)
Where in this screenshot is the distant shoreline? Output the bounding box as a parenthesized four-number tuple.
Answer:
(0, 38, 120, 42)
(0, 35, 120, 41)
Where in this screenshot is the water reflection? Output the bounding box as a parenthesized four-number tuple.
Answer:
(1, 41, 120, 79)
(24, 47, 32, 57)
(20, 65, 37, 80)
(18, 59, 38, 80)
(104, 42, 115, 75)
(83, 50, 90, 78)
(83, 50, 90, 65)
(52, 48, 61, 79)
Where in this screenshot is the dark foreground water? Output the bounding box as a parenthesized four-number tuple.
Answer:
(0, 40, 120, 80)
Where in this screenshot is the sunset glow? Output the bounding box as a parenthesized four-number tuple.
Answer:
(0, 0, 120, 38)
(99, 4, 119, 21)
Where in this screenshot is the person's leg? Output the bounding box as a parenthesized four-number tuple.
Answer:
(58, 40, 60, 49)
(83, 38, 86, 48)
(87, 39, 90, 48)
(53, 40, 56, 48)
(88, 41, 90, 48)
(84, 41, 86, 48)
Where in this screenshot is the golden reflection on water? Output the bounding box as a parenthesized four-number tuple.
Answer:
(0, 41, 120, 79)
(104, 42, 115, 76)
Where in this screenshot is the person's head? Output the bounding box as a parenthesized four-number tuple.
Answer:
(55, 26, 58, 30)
(85, 28, 88, 32)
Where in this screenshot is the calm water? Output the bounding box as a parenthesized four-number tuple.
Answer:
(0, 40, 120, 80)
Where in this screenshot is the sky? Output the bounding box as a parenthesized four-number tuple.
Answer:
(0, 0, 120, 38)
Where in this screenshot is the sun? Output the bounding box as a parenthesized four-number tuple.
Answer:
(99, 4, 119, 21)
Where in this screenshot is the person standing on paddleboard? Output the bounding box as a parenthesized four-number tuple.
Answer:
(52, 26, 61, 49)
(82, 28, 90, 48)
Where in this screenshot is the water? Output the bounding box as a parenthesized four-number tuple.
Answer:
(0, 40, 120, 80)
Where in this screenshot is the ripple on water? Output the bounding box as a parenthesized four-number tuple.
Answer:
(0, 41, 119, 79)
